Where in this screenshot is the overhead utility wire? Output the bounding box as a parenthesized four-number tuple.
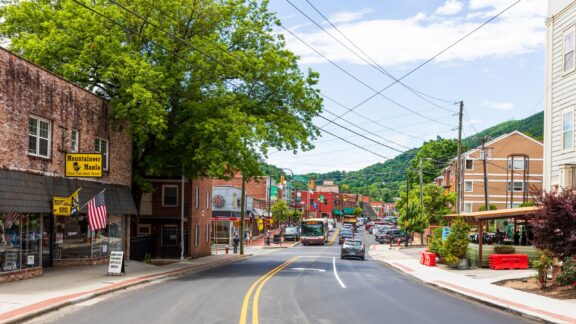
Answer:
(293, 0, 457, 111)
(316, 0, 523, 122)
(118, 0, 433, 154)
(319, 128, 391, 160)
(280, 24, 455, 128)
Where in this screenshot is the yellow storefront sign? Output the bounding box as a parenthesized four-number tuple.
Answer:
(65, 153, 103, 177)
(53, 196, 72, 216)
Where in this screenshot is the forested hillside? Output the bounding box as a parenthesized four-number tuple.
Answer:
(289, 111, 544, 201)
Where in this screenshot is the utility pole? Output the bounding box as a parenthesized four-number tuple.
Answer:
(180, 174, 185, 260)
(405, 171, 410, 247)
(481, 138, 489, 211)
(455, 101, 464, 213)
(240, 174, 246, 255)
(419, 158, 424, 206)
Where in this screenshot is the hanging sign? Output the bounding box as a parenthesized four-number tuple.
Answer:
(65, 153, 103, 177)
(107, 251, 125, 276)
(53, 196, 72, 216)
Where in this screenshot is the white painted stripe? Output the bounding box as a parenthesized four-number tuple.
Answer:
(332, 257, 347, 289)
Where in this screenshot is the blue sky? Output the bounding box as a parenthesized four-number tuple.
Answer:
(265, 0, 545, 174)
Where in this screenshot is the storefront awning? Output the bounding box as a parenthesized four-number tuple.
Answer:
(252, 208, 272, 218)
(332, 209, 343, 216)
(445, 206, 539, 223)
(342, 207, 355, 215)
(0, 169, 137, 215)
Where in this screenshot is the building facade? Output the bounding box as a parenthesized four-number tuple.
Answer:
(544, 0, 576, 191)
(137, 177, 213, 259)
(438, 131, 543, 213)
(0, 48, 136, 282)
(211, 186, 254, 245)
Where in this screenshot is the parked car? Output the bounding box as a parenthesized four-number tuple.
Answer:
(342, 223, 354, 231)
(283, 226, 300, 241)
(376, 229, 408, 244)
(365, 222, 375, 232)
(341, 239, 365, 260)
(339, 229, 354, 244)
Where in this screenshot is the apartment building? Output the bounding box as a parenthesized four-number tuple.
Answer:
(437, 131, 543, 213)
(544, 0, 576, 190)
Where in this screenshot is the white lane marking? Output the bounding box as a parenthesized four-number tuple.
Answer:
(291, 268, 326, 272)
(332, 257, 347, 289)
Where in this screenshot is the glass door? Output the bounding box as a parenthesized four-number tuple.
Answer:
(42, 215, 52, 267)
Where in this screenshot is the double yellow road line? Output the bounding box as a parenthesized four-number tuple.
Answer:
(239, 256, 299, 324)
(328, 228, 340, 245)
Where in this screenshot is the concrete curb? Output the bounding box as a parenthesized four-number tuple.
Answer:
(1, 255, 251, 324)
(378, 259, 571, 324)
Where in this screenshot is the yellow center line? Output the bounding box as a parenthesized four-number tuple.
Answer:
(251, 257, 299, 324)
(239, 256, 299, 324)
(329, 228, 340, 245)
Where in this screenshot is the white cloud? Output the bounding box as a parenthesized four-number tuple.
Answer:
(281, 0, 545, 66)
(479, 99, 515, 110)
(436, 0, 464, 15)
(328, 8, 374, 24)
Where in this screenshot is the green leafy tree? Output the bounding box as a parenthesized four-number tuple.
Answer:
(396, 184, 454, 226)
(441, 218, 471, 267)
(478, 204, 497, 211)
(428, 227, 443, 255)
(271, 200, 289, 223)
(340, 184, 350, 193)
(0, 0, 322, 190)
(398, 201, 428, 244)
(409, 137, 459, 185)
(289, 209, 301, 224)
(353, 207, 363, 216)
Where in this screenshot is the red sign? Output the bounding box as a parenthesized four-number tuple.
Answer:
(212, 217, 238, 221)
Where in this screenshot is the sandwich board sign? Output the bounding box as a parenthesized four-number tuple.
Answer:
(107, 251, 125, 276)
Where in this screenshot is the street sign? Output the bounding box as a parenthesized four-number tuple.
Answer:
(270, 186, 278, 201)
(294, 175, 308, 183)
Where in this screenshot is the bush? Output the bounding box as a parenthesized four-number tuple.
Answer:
(428, 227, 443, 255)
(478, 204, 497, 212)
(494, 245, 516, 254)
(441, 218, 471, 267)
(531, 250, 554, 289)
(557, 256, 576, 287)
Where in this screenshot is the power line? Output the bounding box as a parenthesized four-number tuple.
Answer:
(319, 128, 391, 161)
(309, 0, 524, 123)
(295, 0, 458, 111)
(279, 24, 455, 128)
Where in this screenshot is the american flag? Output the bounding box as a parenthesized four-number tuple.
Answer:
(88, 191, 107, 231)
(4, 212, 20, 228)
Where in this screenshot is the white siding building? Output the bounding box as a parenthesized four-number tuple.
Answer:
(545, 0, 576, 190)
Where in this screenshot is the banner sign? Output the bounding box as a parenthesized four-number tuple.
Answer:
(65, 153, 103, 177)
(442, 226, 451, 240)
(53, 196, 72, 216)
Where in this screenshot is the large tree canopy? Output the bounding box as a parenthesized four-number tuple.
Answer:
(0, 0, 322, 187)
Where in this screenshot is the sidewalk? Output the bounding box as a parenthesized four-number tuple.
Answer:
(212, 229, 299, 256)
(369, 245, 576, 324)
(0, 254, 248, 324)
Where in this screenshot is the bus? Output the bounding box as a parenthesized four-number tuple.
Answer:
(300, 218, 329, 245)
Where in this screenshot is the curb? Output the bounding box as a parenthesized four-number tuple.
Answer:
(1, 255, 251, 324)
(377, 257, 572, 324)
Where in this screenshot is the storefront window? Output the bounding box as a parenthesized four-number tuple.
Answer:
(54, 214, 124, 260)
(0, 213, 41, 272)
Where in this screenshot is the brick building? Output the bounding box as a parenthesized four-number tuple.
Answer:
(0, 47, 137, 282)
(437, 131, 543, 212)
(137, 177, 213, 259)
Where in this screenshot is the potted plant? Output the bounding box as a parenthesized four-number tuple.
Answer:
(441, 218, 471, 269)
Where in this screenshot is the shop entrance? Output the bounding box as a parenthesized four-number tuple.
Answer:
(42, 215, 53, 267)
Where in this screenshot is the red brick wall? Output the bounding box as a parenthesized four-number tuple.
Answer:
(0, 268, 43, 284)
(188, 178, 213, 258)
(0, 48, 132, 187)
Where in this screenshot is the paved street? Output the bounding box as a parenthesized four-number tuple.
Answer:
(31, 227, 531, 324)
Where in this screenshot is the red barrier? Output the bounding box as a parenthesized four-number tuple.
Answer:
(489, 254, 529, 270)
(420, 252, 436, 267)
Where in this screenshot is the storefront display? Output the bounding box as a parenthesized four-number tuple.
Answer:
(0, 213, 41, 273)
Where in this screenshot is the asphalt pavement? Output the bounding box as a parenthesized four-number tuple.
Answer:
(29, 227, 532, 324)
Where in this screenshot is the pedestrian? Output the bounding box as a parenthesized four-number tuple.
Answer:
(513, 230, 520, 245)
(266, 229, 270, 246)
(233, 235, 240, 254)
(520, 228, 527, 246)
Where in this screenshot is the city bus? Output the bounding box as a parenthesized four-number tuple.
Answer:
(300, 218, 329, 245)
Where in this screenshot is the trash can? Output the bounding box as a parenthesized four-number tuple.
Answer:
(273, 234, 281, 244)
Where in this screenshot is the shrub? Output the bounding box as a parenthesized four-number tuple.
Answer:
(441, 218, 471, 267)
(531, 250, 554, 289)
(478, 204, 497, 212)
(557, 256, 576, 287)
(428, 227, 443, 255)
(494, 245, 516, 254)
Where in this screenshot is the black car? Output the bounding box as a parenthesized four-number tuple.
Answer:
(339, 229, 354, 244)
(341, 239, 365, 260)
